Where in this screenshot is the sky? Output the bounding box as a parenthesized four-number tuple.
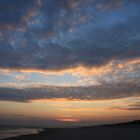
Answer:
(0, 0, 140, 127)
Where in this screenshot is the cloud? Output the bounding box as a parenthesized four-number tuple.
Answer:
(110, 102, 140, 111)
(0, 82, 139, 102)
(127, 102, 140, 110)
(15, 74, 27, 81)
(0, 0, 35, 25)
(0, 0, 139, 71)
(97, 0, 123, 11)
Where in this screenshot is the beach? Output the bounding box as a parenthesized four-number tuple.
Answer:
(5, 126, 140, 140)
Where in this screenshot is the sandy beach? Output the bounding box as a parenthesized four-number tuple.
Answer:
(5, 126, 140, 140)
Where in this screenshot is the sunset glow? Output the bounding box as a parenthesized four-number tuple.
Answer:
(0, 0, 140, 127)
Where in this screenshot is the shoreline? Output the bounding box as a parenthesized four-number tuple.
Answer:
(0, 128, 44, 140)
(4, 126, 140, 140)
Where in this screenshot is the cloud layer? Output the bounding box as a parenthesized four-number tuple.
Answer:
(111, 102, 140, 111)
(0, 83, 139, 102)
(0, 0, 140, 103)
(0, 0, 140, 71)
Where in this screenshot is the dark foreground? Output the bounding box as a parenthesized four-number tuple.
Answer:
(5, 126, 140, 140)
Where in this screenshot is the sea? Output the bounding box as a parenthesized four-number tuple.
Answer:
(0, 126, 43, 139)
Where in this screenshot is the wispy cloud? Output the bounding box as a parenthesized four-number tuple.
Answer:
(110, 102, 140, 111)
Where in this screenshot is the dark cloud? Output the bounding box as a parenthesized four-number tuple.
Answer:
(96, 0, 123, 11)
(0, 0, 140, 71)
(0, 83, 139, 102)
(0, 0, 34, 24)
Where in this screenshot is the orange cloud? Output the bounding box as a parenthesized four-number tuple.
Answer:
(0, 58, 139, 87)
(15, 75, 26, 81)
(0, 63, 113, 76)
(1, 58, 139, 75)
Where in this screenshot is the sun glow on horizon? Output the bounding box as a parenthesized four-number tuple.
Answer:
(0, 0, 140, 127)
